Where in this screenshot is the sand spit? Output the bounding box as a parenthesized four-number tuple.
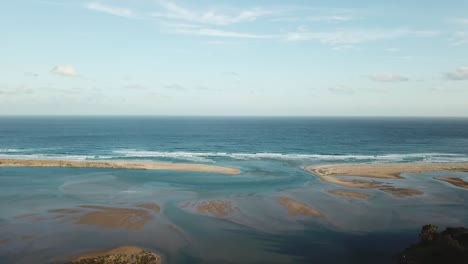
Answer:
(306, 163, 468, 197)
(0, 158, 241, 175)
(327, 189, 370, 199)
(435, 177, 468, 189)
(136, 203, 161, 213)
(180, 200, 239, 218)
(307, 163, 468, 181)
(70, 246, 161, 264)
(277, 197, 322, 217)
(379, 187, 424, 197)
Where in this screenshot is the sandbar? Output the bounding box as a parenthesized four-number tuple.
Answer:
(306, 163, 468, 196)
(277, 197, 322, 217)
(379, 187, 424, 197)
(70, 246, 161, 264)
(435, 177, 468, 189)
(0, 239, 8, 245)
(327, 189, 370, 199)
(49, 205, 153, 230)
(180, 200, 238, 218)
(0, 158, 240, 175)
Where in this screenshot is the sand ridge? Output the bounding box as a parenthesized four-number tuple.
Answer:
(306, 163, 468, 197)
(180, 200, 239, 218)
(327, 189, 370, 199)
(0, 158, 241, 175)
(277, 197, 322, 217)
(435, 177, 468, 189)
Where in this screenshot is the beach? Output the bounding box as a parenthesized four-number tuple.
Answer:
(0, 158, 240, 175)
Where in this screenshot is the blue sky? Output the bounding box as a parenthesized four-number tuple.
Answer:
(1, 0, 468, 116)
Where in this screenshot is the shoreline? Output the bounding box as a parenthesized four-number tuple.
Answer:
(0, 158, 241, 175)
(306, 163, 468, 196)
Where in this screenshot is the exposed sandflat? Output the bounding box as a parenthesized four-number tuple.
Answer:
(0, 158, 240, 175)
(277, 197, 322, 217)
(435, 177, 468, 189)
(306, 163, 468, 189)
(327, 189, 370, 199)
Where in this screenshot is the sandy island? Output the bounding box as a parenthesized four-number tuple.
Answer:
(327, 189, 370, 199)
(435, 177, 468, 189)
(70, 246, 161, 264)
(277, 197, 322, 217)
(307, 163, 468, 197)
(180, 200, 239, 218)
(0, 158, 240, 175)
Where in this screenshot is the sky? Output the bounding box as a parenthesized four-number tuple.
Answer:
(1, 0, 468, 116)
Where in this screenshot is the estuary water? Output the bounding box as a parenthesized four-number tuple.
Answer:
(1, 117, 468, 264)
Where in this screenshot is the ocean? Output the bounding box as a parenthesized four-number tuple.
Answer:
(1, 117, 468, 263)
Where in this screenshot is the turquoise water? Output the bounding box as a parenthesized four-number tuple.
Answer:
(1, 117, 468, 263)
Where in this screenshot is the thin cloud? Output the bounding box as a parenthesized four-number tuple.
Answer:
(85, 2, 134, 18)
(164, 84, 185, 90)
(368, 74, 409, 82)
(285, 28, 439, 45)
(328, 85, 354, 94)
(163, 22, 273, 39)
(51, 65, 79, 77)
(444, 67, 468, 81)
(153, 0, 274, 26)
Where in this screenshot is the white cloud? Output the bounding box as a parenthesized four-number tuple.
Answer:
(444, 67, 468, 80)
(368, 74, 409, 82)
(285, 28, 439, 44)
(162, 22, 272, 39)
(153, 0, 273, 25)
(85, 2, 134, 18)
(51, 65, 78, 77)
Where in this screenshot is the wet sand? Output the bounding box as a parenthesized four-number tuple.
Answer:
(180, 200, 239, 218)
(306, 163, 468, 196)
(327, 189, 370, 199)
(70, 246, 161, 264)
(49, 205, 154, 230)
(277, 197, 322, 217)
(0, 158, 241, 175)
(379, 187, 424, 197)
(137, 203, 161, 213)
(435, 177, 468, 189)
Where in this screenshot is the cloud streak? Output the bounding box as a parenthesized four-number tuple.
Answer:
(85, 2, 134, 18)
(368, 74, 409, 82)
(285, 28, 439, 44)
(153, 0, 273, 26)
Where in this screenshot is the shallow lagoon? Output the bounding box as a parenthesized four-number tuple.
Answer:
(1, 160, 467, 264)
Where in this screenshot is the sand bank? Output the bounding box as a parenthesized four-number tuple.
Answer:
(277, 197, 322, 217)
(379, 187, 424, 197)
(0, 158, 240, 175)
(306, 163, 468, 196)
(49, 205, 158, 230)
(327, 189, 370, 199)
(70, 246, 161, 264)
(180, 200, 238, 218)
(435, 177, 468, 189)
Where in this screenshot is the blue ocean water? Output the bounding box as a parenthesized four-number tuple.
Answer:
(1, 117, 468, 264)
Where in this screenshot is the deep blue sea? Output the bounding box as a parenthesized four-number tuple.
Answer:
(1, 117, 468, 264)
